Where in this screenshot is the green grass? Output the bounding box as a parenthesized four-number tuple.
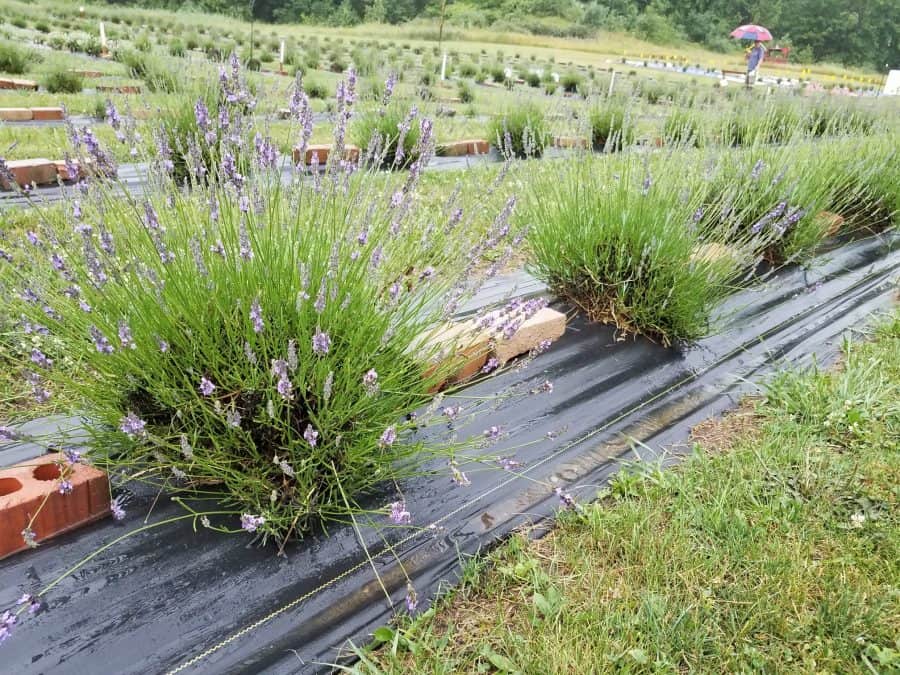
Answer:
(360, 312, 900, 674)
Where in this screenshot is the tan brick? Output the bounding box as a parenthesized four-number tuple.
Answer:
(0, 108, 33, 121)
(689, 242, 739, 265)
(0, 159, 58, 190)
(438, 139, 490, 157)
(492, 307, 566, 364)
(0, 78, 38, 91)
(438, 140, 470, 157)
(419, 320, 492, 391)
(815, 211, 844, 237)
(31, 107, 65, 121)
(553, 136, 589, 149)
(292, 144, 360, 166)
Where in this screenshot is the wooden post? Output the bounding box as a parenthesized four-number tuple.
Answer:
(607, 70, 616, 97)
(279, 40, 285, 74)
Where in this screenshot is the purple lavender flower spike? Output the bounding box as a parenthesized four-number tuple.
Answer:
(64, 448, 82, 464)
(240, 513, 265, 532)
(30, 348, 53, 369)
(1, 610, 16, 643)
(119, 412, 147, 439)
(250, 297, 264, 333)
(0, 425, 18, 441)
(379, 426, 397, 448)
(405, 582, 418, 612)
(118, 321, 136, 349)
(389, 501, 411, 524)
(303, 424, 319, 448)
(312, 327, 331, 355)
(58, 479, 73, 495)
(111, 495, 127, 520)
(200, 377, 216, 396)
(90, 325, 114, 354)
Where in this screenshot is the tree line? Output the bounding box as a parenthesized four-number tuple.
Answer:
(108, 0, 898, 69)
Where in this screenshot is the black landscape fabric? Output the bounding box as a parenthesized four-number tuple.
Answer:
(0, 232, 897, 674)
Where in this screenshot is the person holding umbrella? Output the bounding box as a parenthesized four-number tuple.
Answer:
(730, 24, 773, 86)
(746, 40, 767, 85)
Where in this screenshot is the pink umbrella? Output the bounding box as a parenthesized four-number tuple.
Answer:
(730, 24, 773, 41)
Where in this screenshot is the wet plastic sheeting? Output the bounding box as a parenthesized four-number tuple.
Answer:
(0, 233, 896, 674)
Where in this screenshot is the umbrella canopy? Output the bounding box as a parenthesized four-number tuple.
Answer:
(730, 24, 773, 41)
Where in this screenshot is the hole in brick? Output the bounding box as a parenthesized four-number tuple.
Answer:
(33, 463, 61, 481)
(0, 477, 23, 496)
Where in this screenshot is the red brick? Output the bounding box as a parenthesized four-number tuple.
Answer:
(31, 107, 65, 121)
(0, 453, 110, 560)
(0, 159, 58, 190)
(0, 108, 33, 121)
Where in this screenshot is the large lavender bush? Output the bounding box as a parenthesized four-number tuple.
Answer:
(1, 63, 528, 541)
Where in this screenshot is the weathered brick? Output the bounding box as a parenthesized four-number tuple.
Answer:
(492, 307, 566, 364)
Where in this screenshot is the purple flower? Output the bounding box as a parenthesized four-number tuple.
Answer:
(26, 231, 40, 246)
(119, 412, 147, 439)
(111, 495, 127, 520)
(0, 425, 18, 441)
(58, 479, 73, 495)
(156, 337, 169, 352)
(240, 513, 265, 532)
(30, 348, 52, 369)
(443, 405, 461, 420)
(303, 424, 319, 448)
(90, 325, 114, 354)
(118, 321, 136, 350)
(379, 426, 397, 448)
(481, 357, 500, 373)
(405, 582, 418, 613)
(64, 448, 82, 464)
(363, 368, 379, 395)
(276, 375, 293, 400)
(312, 327, 331, 355)
(535, 380, 553, 394)
(389, 501, 411, 525)
(1, 610, 16, 643)
(498, 456, 521, 471)
(200, 377, 216, 396)
(554, 486, 580, 511)
(641, 172, 653, 195)
(250, 297, 264, 333)
(483, 425, 503, 441)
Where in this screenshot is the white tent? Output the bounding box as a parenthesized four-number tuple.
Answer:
(883, 70, 900, 96)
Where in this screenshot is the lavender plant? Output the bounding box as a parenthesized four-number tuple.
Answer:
(1, 63, 528, 545)
(524, 152, 766, 344)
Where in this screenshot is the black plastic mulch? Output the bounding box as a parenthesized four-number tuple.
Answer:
(0, 232, 896, 674)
